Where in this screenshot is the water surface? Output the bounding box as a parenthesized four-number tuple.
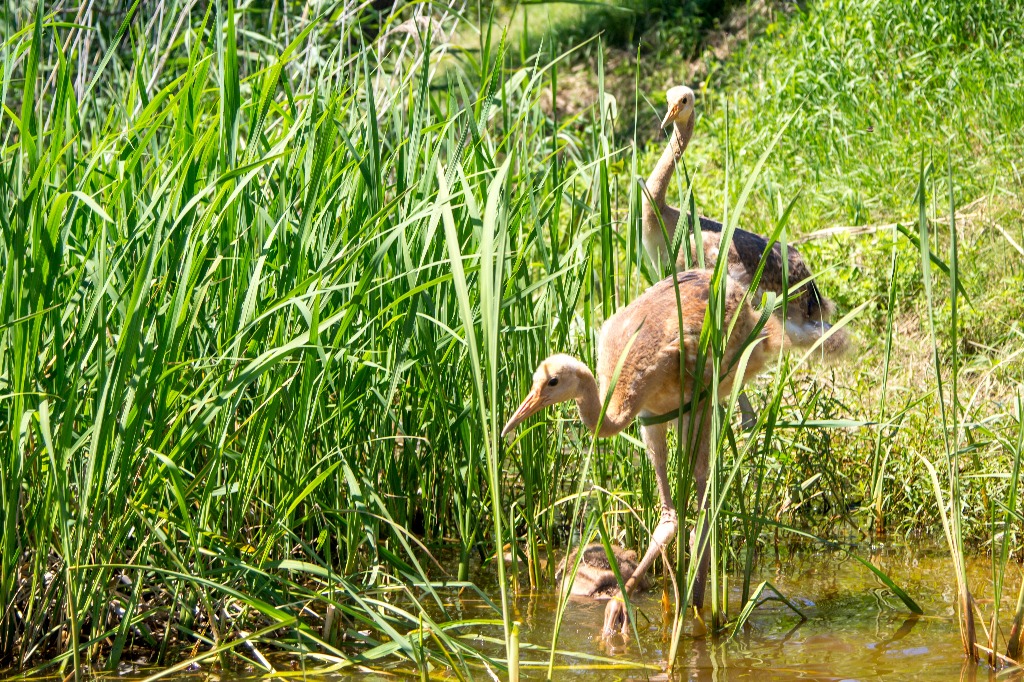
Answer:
(493, 543, 1023, 680)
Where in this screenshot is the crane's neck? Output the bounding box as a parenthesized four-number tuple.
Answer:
(646, 115, 694, 214)
(642, 115, 694, 267)
(574, 366, 630, 438)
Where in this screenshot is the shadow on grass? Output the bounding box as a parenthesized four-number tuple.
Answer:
(492, 0, 736, 63)
(547, 0, 717, 46)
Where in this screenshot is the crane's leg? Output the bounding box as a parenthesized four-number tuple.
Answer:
(688, 404, 712, 611)
(602, 422, 676, 637)
(738, 391, 757, 431)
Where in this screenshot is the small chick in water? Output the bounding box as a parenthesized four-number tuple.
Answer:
(555, 544, 652, 599)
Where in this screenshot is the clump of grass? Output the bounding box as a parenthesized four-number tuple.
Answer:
(0, 0, 598, 673)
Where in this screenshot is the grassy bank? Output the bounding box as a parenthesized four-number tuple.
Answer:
(1, 0, 1022, 676)
(642, 0, 1024, 540)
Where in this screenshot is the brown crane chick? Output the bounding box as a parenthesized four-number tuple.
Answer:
(555, 544, 651, 599)
(502, 269, 786, 636)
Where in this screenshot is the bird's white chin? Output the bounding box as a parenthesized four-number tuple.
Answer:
(784, 320, 825, 347)
(784, 320, 849, 359)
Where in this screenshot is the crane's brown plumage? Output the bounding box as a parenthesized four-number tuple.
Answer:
(643, 86, 847, 358)
(502, 269, 784, 635)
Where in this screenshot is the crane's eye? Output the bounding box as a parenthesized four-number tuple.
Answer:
(547, 377, 559, 387)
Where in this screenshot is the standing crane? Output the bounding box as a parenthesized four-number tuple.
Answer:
(502, 269, 786, 635)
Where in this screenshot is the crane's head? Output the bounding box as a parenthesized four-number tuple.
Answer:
(661, 85, 695, 129)
(501, 354, 585, 437)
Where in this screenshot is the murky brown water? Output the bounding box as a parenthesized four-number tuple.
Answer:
(495, 542, 1024, 680)
(44, 542, 1024, 681)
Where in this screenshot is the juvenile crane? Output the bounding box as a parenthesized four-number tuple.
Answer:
(555, 544, 651, 599)
(501, 269, 786, 636)
(643, 86, 847, 358)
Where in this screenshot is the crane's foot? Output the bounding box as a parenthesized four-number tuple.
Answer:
(602, 594, 629, 638)
(601, 509, 679, 638)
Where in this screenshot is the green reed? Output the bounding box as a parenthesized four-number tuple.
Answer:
(912, 160, 975, 658)
(912, 159, 1024, 667)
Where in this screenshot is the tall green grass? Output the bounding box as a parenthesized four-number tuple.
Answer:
(1, 0, 1023, 676)
(0, 0, 573, 673)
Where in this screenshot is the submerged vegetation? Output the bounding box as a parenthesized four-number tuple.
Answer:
(1, 0, 1022, 677)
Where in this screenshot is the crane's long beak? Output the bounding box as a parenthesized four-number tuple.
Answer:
(660, 101, 683, 129)
(501, 388, 545, 438)
(661, 105, 692, 129)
